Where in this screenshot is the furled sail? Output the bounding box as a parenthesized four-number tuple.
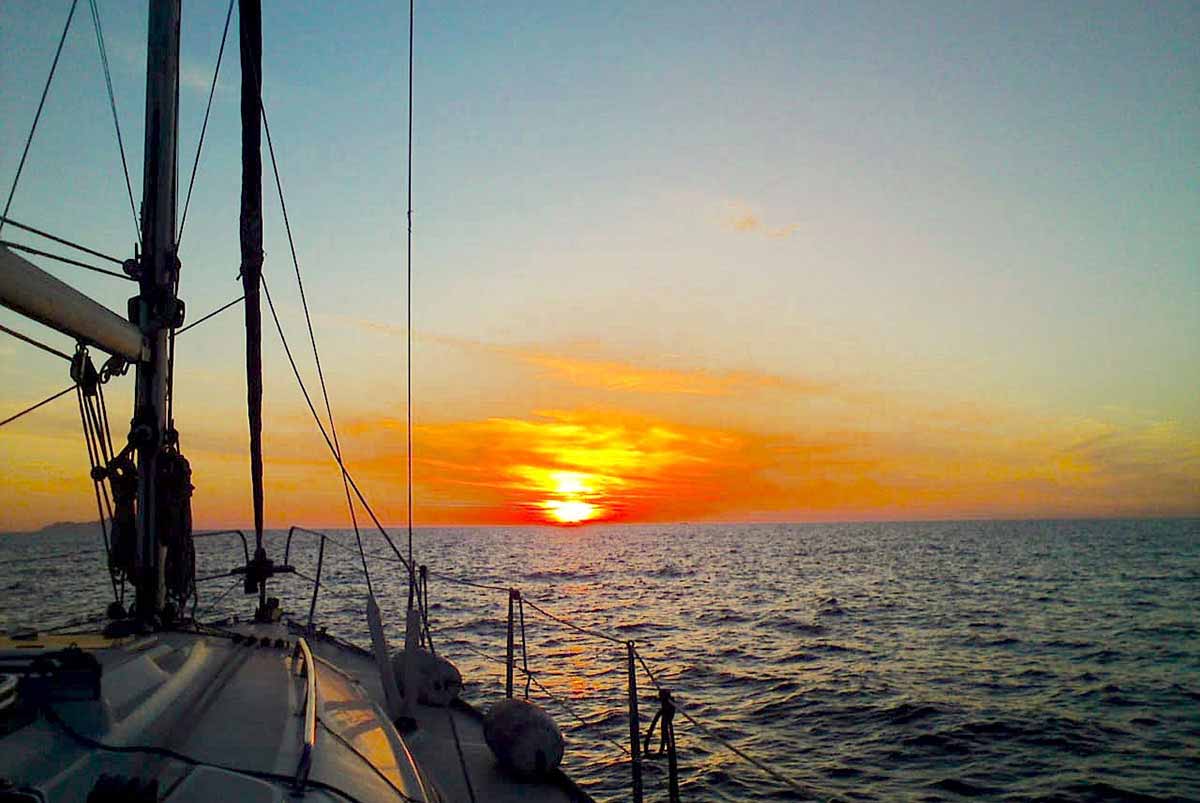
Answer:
(238, 0, 265, 548)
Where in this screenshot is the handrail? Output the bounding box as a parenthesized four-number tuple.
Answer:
(283, 527, 329, 635)
(293, 637, 318, 792)
(286, 524, 392, 566)
(193, 529, 250, 565)
(285, 525, 327, 565)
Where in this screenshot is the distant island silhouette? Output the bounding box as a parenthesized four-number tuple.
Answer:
(0, 521, 99, 537)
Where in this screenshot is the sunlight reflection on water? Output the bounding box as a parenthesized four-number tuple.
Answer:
(2, 519, 1198, 801)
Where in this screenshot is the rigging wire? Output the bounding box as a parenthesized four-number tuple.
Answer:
(0, 323, 72, 362)
(259, 275, 411, 576)
(167, 0, 236, 443)
(175, 294, 244, 336)
(259, 102, 372, 598)
(0, 384, 77, 429)
(0, 240, 134, 281)
(86, 0, 139, 244)
(0, 0, 80, 239)
(177, 0, 235, 247)
(0, 217, 124, 264)
(406, 0, 416, 596)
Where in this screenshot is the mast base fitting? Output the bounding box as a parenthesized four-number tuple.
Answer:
(254, 597, 282, 623)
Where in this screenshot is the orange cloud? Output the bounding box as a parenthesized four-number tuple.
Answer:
(412, 334, 823, 398)
(346, 409, 808, 525)
(5, 321, 1197, 531)
(517, 353, 803, 396)
(5, 398, 1198, 531)
(333, 403, 1200, 526)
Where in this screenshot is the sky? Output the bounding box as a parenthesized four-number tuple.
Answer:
(1, 1, 1197, 530)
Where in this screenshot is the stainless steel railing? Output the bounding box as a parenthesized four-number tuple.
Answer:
(292, 636, 318, 792)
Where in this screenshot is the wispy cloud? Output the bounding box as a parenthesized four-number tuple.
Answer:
(515, 352, 811, 396)
(109, 36, 230, 96)
(337, 321, 824, 398)
(418, 333, 827, 398)
(724, 201, 798, 239)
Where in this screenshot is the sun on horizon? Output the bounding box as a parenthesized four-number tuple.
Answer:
(538, 471, 605, 525)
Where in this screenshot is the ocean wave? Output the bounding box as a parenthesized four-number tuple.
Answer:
(4, 518, 1198, 802)
(757, 613, 827, 635)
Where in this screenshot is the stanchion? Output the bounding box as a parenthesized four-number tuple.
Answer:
(506, 588, 519, 698)
(627, 641, 644, 803)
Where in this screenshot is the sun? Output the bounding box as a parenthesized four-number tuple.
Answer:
(544, 499, 598, 525)
(551, 471, 590, 495)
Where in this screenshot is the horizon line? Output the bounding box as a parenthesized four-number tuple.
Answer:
(5, 512, 1198, 536)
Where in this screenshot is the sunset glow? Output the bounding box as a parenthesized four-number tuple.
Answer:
(2, 3, 1198, 532)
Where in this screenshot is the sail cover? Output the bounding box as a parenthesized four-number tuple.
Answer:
(239, 0, 265, 546)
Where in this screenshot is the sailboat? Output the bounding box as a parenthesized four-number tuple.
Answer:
(0, 2, 826, 801)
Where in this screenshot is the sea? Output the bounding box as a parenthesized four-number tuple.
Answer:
(2, 519, 1197, 802)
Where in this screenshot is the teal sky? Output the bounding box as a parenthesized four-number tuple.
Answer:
(2, 1, 1197, 527)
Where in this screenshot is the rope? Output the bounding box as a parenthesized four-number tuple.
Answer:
(426, 569, 509, 594)
(316, 719, 423, 802)
(635, 651, 663, 692)
(434, 635, 632, 758)
(0, 217, 123, 264)
(444, 707, 478, 803)
(41, 704, 368, 803)
(522, 598, 626, 645)
(76, 380, 121, 603)
(0, 0, 80, 238)
(0, 240, 134, 281)
(177, 0, 235, 247)
(175, 295, 244, 336)
(86, 0, 138, 244)
(0, 323, 72, 361)
(0, 384, 77, 428)
(291, 568, 362, 603)
(36, 613, 107, 633)
(260, 101, 371, 598)
(673, 705, 827, 800)
(193, 577, 241, 622)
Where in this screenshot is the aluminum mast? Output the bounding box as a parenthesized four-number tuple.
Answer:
(131, 0, 182, 622)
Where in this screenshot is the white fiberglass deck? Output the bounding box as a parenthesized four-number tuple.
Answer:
(0, 622, 586, 802)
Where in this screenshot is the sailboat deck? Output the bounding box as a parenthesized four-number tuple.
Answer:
(0, 621, 589, 802)
(304, 626, 586, 803)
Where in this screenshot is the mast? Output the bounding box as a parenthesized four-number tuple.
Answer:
(132, 0, 182, 623)
(239, 0, 266, 562)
